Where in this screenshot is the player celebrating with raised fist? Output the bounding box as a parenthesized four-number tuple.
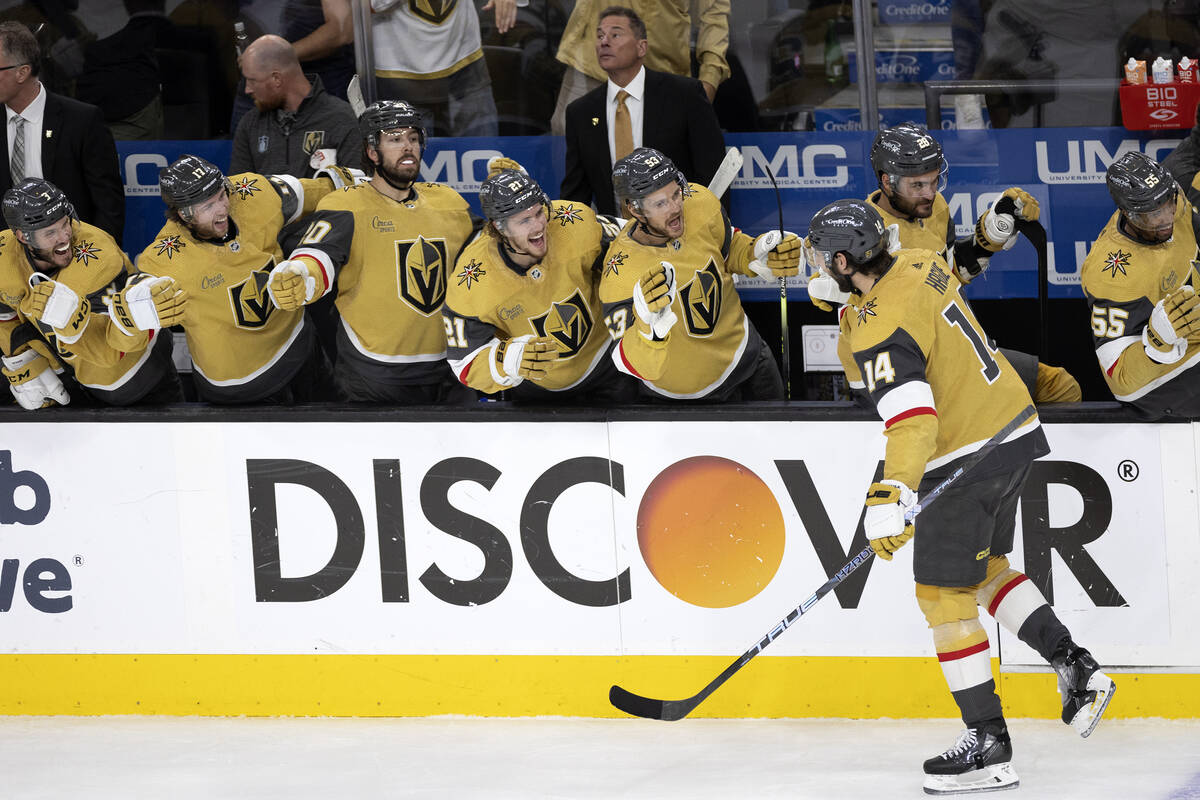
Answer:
(443, 161, 634, 403)
(277, 100, 476, 404)
(599, 147, 799, 401)
(809, 198, 1114, 795)
(0, 178, 183, 408)
(809, 122, 1080, 405)
(1082, 151, 1200, 420)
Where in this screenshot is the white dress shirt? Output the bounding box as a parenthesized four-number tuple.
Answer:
(606, 66, 646, 165)
(6, 84, 47, 180)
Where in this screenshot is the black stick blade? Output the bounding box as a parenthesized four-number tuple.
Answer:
(609, 685, 695, 721)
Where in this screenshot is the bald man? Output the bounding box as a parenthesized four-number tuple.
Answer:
(230, 34, 361, 178)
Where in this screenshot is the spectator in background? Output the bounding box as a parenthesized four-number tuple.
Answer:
(0, 21, 124, 240)
(370, 0, 522, 137)
(561, 6, 725, 216)
(550, 0, 730, 136)
(76, 0, 171, 140)
(284, 0, 354, 101)
(231, 34, 361, 178)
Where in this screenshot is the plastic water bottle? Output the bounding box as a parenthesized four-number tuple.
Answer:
(234, 21, 248, 59)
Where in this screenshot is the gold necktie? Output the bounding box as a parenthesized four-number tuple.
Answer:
(614, 89, 633, 161)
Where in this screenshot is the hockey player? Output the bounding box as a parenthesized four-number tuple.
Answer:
(809, 122, 1080, 404)
(808, 198, 1114, 795)
(598, 147, 799, 401)
(277, 100, 475, 403)
(136, 154, 343, 404)
(0, 178, 184, 408)
(1081, 152, 1200, 419)
(443, 162, 635, 403)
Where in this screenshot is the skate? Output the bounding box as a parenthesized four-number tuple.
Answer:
(1052, 642, 1116, 738)
(922, 721, 1019, 795)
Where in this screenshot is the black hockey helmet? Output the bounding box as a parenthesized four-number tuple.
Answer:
(805, 199, 886, 268)
(1106, 151, 1175, 215)
(2, 178, 76, 234)
(478, 168, 549, 223)
(870, 122, 946, 189)
(612, 147, 686, 209)
(159, 154, 228, 211)
(359, 100, 426, 149)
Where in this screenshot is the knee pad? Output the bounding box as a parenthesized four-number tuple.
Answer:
(917, 582, 988, 656)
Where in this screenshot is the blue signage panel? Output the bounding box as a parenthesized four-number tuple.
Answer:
(117, 128, 1184, 300)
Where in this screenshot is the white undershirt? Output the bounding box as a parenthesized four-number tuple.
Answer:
(6, 83, 47, 180)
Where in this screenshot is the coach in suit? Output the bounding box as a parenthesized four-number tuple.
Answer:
(0, 22, 124, 240)
(562, 6, 724, 216)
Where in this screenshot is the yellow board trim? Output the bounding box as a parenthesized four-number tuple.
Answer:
(1, 655, 1196, 718)
(375, 50, 482, 81)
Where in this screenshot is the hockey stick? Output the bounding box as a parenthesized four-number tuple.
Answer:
(609, 403, 1037, 721)
(1015, 218, 1049, 361)
(707, 146, 743, 199)
(761, 162, 790, 399)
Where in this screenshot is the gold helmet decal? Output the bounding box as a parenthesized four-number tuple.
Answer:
(530, 290, 593, 358)
(678, 260, 723, 337)
(396, 235, 447, 316)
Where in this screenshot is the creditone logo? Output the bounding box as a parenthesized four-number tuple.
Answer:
(880, 0, 950, 20)
(0, 451, 73, 614)
(245, 456, 1125, 610)
(1035, 138, 1183, 183)
(733, 145, 849, 189)
(420, 148, 504, 193)
(876, 54, 922, 82)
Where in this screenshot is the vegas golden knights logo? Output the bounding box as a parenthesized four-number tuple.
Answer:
(679, 260, 722, 337)
(396, 236, 447, 316)
(530, 290, 593, 358)
(302, 130, 325, 156)
(228, 263, 275, 329)
(409, 0, 457, 24)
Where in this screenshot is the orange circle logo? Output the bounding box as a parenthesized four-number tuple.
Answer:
(636, 456, 785, 608)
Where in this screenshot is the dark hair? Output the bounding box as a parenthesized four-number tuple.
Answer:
(0, 22, 40, 77)
(598, 6, 647, 41)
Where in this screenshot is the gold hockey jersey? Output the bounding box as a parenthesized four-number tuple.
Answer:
(136, 173, 332, 402)
(598, 183, 759, 398)
(444, 200, 614, 394)
(838, 249, 1044, 487)
(866, 189, 956, 256)
(287, 181, 474, 383)
(0, 220, 172, 405)
(1081, 201, 1200, 418)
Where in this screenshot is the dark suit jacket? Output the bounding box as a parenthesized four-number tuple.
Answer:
(562, 68, 725, 216)
(1, 92, 125, 241)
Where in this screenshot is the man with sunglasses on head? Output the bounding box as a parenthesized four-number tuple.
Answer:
(808, 122, 1080, 405)
(1081, 151, 1200, 419)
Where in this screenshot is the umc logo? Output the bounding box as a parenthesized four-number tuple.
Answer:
(421, 149, 503, 193)
(734, 145, 850, 189)
(1035, 138, 1182, 184)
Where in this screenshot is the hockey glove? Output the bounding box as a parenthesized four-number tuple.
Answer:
(106, 274, 188, 335)
(490, 334, 558, 386)
(313, 164, 368, 189)
(999, 187, 1039, 222)
(863, 480, 916, 561)
(20, 276, 89, 343)
(1143, 285, 1200, 364)
(633, 262, 678, 340)
(975, 204, 1018, 253)
(807, 272, 851, 312)
(748, 230, 802, 279)
(2, 345, 70, 410)
(267, 258, 326, 310)
(486, 156, 527, 179)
